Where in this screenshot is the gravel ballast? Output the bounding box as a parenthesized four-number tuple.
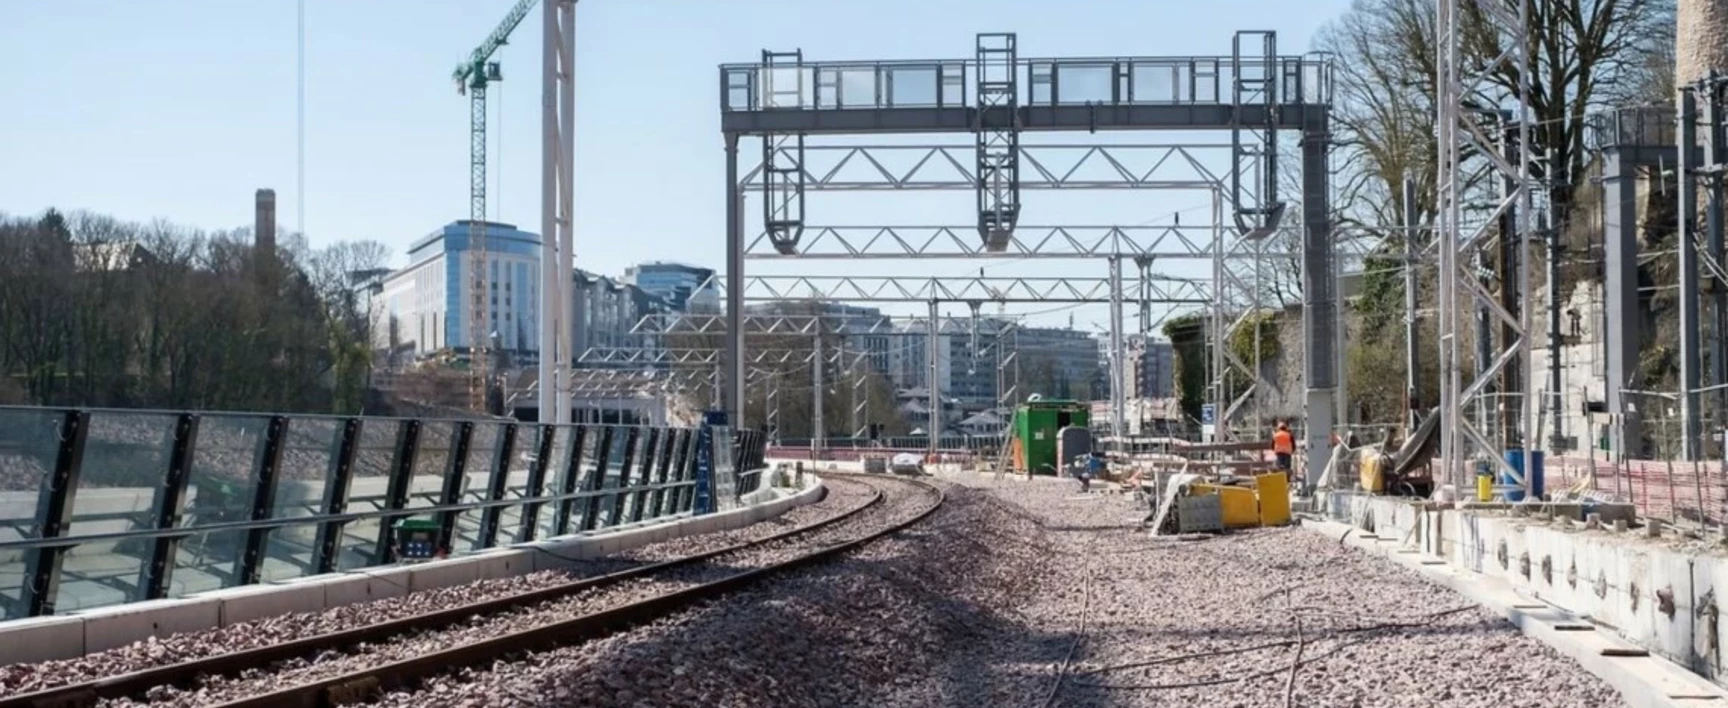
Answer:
(366, 471, 1629, 708)
(0, 477, 866, 697)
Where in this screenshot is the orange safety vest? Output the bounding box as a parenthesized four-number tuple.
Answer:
(1272, 429, 1295, 454)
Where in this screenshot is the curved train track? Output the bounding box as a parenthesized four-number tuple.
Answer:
(3, 472, 941, 708)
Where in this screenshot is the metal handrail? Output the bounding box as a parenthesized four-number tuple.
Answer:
(0, 478, 703, 552)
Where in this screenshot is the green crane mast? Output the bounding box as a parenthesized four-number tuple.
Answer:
(454, 0, 540, 414)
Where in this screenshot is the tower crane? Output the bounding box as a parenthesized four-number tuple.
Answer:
(454, 0, 541, 414)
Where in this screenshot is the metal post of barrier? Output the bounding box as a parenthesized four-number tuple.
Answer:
(141, 413, 200, 601)
(22, 410, 88, 617)
(516, 424, 556, 543)
(477, 423, 518, 548)
(313, 417, 361, 574)
(582, 426, 617, 531)
(553, 425, 587, 536)
(236, 415, 289, 585)
(434, 422, 474, 555)
(374, 420, 421, 563)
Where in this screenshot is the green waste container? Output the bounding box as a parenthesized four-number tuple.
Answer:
(394, 518, 442, 561)
(1014, 399, 1089, 475)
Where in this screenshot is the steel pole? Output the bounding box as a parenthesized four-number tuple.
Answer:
(554, 0, 576, 426)
(1545, 187, 1564, 451)
(725, 135, 744, 427)
(1682, 88, 1704, 460)
(811, 334, 824, 457)
(537, 0, 557, 425)
(928, 300, 941, 459)
(1109, 255, 1126, 451)
(1706, 78, 1728, 433)
(1403, 179, 1421, 429)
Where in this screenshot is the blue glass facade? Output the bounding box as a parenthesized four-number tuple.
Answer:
(399, 221, 543, 354)
(625, 262, 716, 310)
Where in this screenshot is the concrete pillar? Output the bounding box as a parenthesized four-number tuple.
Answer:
(1300, 126, 1336, 489)
(1602, 150, 1643, 456)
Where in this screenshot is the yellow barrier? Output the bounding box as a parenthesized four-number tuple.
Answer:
(1190, 483, 1260, 528)
(1255, 473, 1291, 527)
(1187, 473, 1292, 529)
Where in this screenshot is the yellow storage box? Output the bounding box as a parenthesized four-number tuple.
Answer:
(1190, 483, 1261, 528)
(1254, 473, 1291, 527)
(1358, 448, 1385, 493)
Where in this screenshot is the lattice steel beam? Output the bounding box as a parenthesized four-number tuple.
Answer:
(630, 312, 1021, 336)
(1435, 0, 1537, 492)
(738, 144, 1228, 191)
(705, 274, 1210, 304)
(744, 225, 1295, 260)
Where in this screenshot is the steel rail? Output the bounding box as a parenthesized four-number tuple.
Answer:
(0, 476, 897, 708)
(215, 474, 941, 708)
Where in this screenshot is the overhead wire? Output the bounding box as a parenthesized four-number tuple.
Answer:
(297, 0, 306, 240)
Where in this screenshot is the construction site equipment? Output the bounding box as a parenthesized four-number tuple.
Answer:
(1008, 399, 1089, 475)
(393, 518, 443, 561)
(1149, 471, 1291, 535)
(1358, 446, 1389, 494)
(1058, 425, 1093, 473)
(453, 0, 540, 413)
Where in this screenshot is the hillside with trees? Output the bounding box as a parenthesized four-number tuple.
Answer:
(0, 209, 388, 414)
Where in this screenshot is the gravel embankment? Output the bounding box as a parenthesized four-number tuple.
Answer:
(366, 472, 1629, 708)
(118, 476, 931, 707)
(0, 476, 865, 697)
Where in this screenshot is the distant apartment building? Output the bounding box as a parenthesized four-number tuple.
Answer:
(373, 220, 542, 359)
(1014, 326, 1105, 401)
(884, 318, 1098, 411)
(624, 261, 718, 312)
(744, 301, 895, 378)
(372, 222, 682, 367)
(1129, 338, 1175, 398)
(572, 268, 675, 364)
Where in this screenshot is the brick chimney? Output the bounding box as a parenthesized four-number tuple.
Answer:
(255, 189, 277, 255)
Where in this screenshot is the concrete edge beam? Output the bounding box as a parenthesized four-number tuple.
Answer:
(0, 474, 826, 667)
(1298, 517, 1728, 708)
(78, 597, 221, 655)
(0, 615, 85, 665)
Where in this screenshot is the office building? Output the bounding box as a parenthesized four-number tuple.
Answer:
(373, 221, 542, 359)
(625, 261, 718, 312)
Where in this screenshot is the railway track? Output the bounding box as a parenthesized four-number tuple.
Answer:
(4, 473, 940, 708)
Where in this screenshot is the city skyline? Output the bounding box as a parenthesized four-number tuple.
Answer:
(1, 0, 1345, 330)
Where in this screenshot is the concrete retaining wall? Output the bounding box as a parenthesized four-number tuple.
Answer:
(0, 473, 824, 667)
(1327, 492, 1728, 687)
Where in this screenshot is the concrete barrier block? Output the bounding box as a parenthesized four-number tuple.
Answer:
(528, 543, 576, 572)
(1650, 550, 1696, 665)
(695, 515, 722, 534)
(409, 559, 480, 592)
(80, 597, 221, 654)
(0, 615, 85, 665)
(206, 581, 326, 627)
(1459, 513, 1490, 574)
(472, 550, 532, 581)
(319, 571, 391, 607)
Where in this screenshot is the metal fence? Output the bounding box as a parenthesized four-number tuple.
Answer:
(0, 407, 768, 621)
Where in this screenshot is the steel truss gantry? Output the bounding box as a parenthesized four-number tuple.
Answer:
(705, 274, 1209, 304)
(1434, 0, 1538, 492)
(739, 143, 1229, 192)
(610, 315, 1022, 454)
(720, 32, 1333, 477)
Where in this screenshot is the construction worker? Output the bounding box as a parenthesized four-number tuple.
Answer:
(1077, 450, 1105, 492)
(1272, 420, 1296, 474)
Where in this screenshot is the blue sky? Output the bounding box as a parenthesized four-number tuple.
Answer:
(0, 0, 1349, 327)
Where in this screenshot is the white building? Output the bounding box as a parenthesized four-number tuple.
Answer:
(373, 221, 543, 360)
